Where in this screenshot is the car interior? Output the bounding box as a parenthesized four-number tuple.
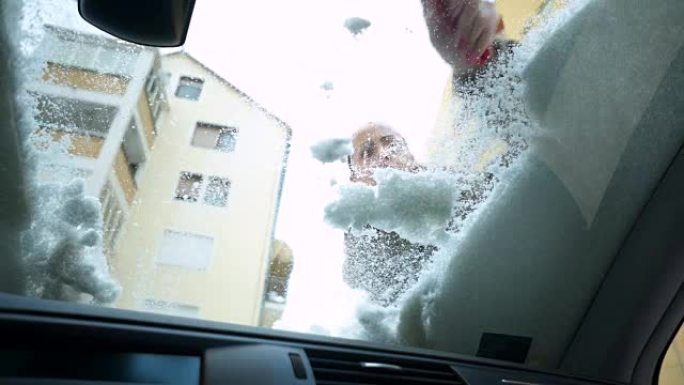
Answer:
(1, 1, 683, 385)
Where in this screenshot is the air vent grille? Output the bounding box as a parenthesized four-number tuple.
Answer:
(306, 348, 466, 385)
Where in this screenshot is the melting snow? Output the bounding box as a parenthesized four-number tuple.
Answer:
(22, 179, 121, 304)
(311, 138, 353, 164)
(325, 168, 459, 245)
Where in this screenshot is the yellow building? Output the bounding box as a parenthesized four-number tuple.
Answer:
(112, 52, 292, 326)
(31, 26, 292, 326)
(497, 0, 546, 40)
(30, 25, 163, 260)
(662, 328, 684, 385)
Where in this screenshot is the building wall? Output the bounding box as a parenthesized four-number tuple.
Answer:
(497, 0, 545, 40)
(113, 53, 289, 326)
(661, 327, 684, 385)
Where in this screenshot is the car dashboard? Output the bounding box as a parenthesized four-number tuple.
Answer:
(0, 294, 613, 385)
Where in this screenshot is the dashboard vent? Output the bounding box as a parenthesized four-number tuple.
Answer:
(306, 348, 466, 385)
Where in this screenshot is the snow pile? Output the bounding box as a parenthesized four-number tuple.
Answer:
(323, 167, 498, 307)
(311, 138, 353, 163)
(22, 179, 121, 304)
(325, 168, 460, 245)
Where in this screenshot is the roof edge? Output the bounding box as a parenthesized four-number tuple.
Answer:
(163, 51, 293, 139)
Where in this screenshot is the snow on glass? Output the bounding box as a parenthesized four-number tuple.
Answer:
(7, 0, 137, 304)
(7, 0, 593, 342)
(204, 177, 231, 207)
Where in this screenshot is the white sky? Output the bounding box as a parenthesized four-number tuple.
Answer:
(184, 0, 451, 151)
(182, 1, 453, 246)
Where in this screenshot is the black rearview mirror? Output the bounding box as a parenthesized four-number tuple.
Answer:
(78, 0, 196, 47)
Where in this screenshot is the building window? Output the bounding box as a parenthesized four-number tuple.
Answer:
(156, 230, 214, 270)
(204, 176, 231, 207)
(100, 182, 126, 258)
(191, 122, 238, 153)
(34, 93, 118, 137)
(123, 119, 147, 185)
(175, 76, 204, 101)
(142, 298, 200, 318)
(174, 172, 203, 202)
(174, 171, 231, 207)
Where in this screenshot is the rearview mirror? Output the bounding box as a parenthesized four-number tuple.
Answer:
(78, 0, 196, 47)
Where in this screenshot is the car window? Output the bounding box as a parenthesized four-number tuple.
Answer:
(660, 325, 684, 385)
(2, 0, 684, 382)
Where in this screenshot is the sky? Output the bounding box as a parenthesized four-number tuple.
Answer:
(183, 0, 451, 154)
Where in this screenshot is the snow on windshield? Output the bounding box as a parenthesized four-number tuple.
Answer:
(6, 0, 131, 304)
(275, 0, 593, 342)
(6, 0, 596, 347)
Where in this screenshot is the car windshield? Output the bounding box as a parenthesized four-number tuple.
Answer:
(2, 0, 684, 380)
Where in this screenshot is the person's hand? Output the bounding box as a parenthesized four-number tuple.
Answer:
(423, 0, 502, 69)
